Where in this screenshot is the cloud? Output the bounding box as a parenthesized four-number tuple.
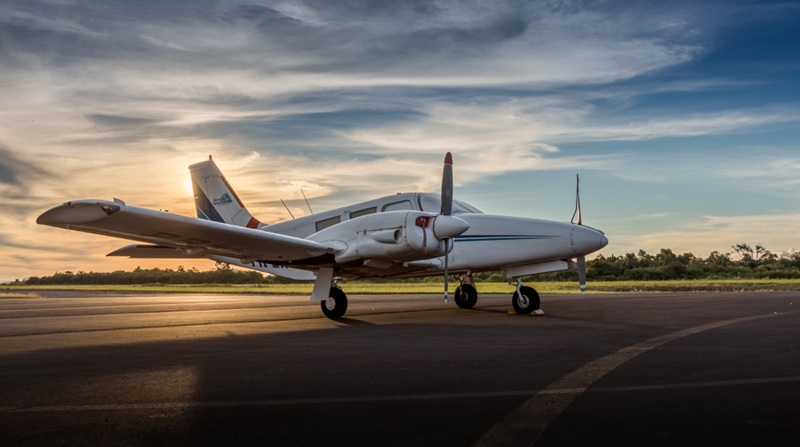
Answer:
(563, 108, 800, 142)
(0, 145, 61, 218)
(1, 0, 798, 281)
(0, 1, 706, 98)
(0, 144, 49, 188)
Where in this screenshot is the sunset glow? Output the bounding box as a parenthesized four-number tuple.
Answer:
(2, 0, 800, 282)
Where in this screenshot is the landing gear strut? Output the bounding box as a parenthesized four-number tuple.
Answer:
(511, 279, 540, 315)
(454, 273, 478, 309)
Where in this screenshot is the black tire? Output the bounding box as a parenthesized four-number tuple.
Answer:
(511, 286, 540, 314)
(454, 284, 478, 309)
(321, 287, 348, 319)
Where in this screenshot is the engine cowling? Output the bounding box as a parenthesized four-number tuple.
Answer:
(307, 210, 469, 265)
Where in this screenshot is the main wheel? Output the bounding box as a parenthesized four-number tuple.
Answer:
(454, 284, 478, 309)
(511, 286, 540, 315)
(321, 287, 348, 319)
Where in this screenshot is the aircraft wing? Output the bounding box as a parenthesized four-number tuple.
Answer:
(37, 199, 337, 263)
(107, 244, 209, 258)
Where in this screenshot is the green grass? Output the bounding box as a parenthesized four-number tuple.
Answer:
(0, 291, 40, 299)
(5, 279, 800, 295)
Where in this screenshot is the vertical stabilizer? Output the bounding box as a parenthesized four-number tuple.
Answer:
(190, 157, 262, 229)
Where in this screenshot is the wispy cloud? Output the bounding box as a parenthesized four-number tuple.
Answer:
(0, 145, 47, 189)
(566, 108, 800, 142)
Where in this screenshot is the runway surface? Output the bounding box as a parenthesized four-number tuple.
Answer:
(1, 290, 798, 446)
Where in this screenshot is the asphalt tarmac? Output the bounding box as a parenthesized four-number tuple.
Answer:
(0, 290, 798, 446)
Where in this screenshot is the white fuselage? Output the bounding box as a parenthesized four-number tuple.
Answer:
(230, 192, 607, 280)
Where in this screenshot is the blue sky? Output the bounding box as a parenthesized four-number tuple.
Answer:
(1, 0, 799, 281)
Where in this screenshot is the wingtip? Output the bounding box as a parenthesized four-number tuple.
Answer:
(444, 152, 453, 165)
(36, 200, 121, 226)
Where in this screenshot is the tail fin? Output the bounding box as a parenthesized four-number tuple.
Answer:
(190, 156, 262, 229)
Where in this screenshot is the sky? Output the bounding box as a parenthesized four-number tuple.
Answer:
(1, 0, 800, 282)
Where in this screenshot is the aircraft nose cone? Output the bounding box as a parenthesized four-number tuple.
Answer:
(571, 225, 608, 255)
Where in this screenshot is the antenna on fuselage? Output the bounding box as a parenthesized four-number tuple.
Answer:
(280, 199, 296, 219)
(301, 189, 313, 215)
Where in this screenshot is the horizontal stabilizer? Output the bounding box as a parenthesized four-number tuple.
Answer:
(211, 256, 317, 281)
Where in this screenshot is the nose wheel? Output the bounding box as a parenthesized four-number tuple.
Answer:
(454, 283, 478, 309)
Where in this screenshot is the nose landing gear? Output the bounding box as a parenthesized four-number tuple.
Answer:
(454, 272, 478, 309)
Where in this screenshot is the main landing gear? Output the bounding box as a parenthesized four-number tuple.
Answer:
(321, 286, 348, 319)
(511, 278, 540, 315)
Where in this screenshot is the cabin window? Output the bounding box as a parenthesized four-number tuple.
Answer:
(382, 200, 412, 212)
(350, 207, 377, 219)
(418, 194, 441, 213)
(315, 215, 341, 232)
(418, 193, 482, 214)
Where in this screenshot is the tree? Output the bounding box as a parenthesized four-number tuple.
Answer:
(707, 251, 732, 268)
(755, 244, 777, 264)
(732, 243, 755, 268)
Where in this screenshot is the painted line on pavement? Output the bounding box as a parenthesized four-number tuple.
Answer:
(473, 312, 785, 447)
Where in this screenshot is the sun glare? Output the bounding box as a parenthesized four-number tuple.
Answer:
(184, 172, 194, 198)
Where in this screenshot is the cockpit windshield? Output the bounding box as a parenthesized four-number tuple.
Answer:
(418, 193, 482, 214)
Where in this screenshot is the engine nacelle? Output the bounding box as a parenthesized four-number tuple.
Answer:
(307, 211, 464, 265)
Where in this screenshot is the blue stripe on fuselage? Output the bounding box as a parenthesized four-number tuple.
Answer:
(454, 235, 555, 242)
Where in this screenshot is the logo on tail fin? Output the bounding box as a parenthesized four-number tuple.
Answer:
(190, 159, 261, 227)
(213, 193, 233, 206)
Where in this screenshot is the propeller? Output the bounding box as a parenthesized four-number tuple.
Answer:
(441, 152, 454, 303)
(413, 153, 469, 303)
(571, 174, 587, 294)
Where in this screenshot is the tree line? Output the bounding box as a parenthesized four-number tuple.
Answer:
(16, 263, 279, 286)
(12, 244, 800, 285)
(541, 243, 800, 281)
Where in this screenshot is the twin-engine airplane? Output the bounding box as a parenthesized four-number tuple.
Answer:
(37, 153, 607, 319)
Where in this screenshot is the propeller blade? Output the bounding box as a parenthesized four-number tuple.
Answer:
(441, 152, 455, 302)
(571, 174, 582, 226)
(441, 152, 453, 216)
(577, 255, 587, 294)
(443, 239, 449, 303)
